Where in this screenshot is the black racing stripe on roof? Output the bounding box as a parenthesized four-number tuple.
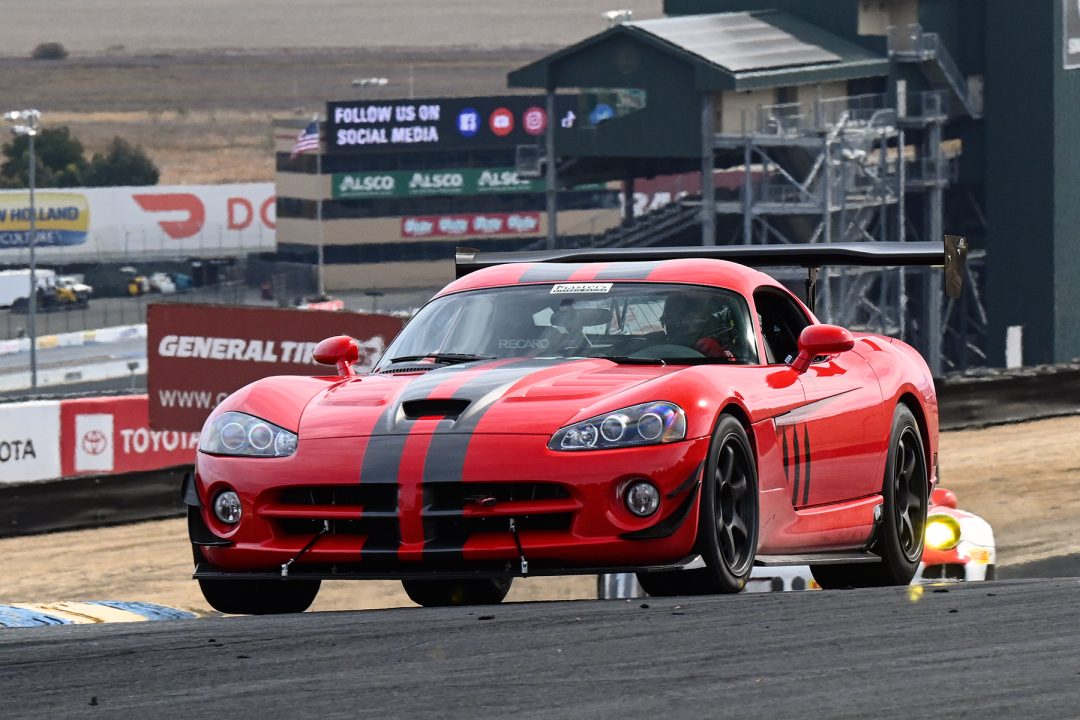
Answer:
(592, 262, 662, 280)
(517, 264, 588, 282)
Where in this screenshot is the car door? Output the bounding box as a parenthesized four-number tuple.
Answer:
(754, 287, 887, 508)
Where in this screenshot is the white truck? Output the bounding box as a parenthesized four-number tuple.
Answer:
(0, 269, 56, 308)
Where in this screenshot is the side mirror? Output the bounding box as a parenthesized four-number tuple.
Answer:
(791, 324, 854, 374)
(930, 487, 958, 509)
(313, 335, 359, 377)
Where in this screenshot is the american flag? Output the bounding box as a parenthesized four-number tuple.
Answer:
(290, 120, 320, 159)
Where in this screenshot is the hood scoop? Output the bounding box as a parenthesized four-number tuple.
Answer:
(402, 398, 471, 420)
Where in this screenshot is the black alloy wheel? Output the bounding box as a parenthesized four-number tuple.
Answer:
(892, 423, 927, 564)
(401, 578, 513, 607)
(811, 403, 928, 589)
(638, 413, 758, 596)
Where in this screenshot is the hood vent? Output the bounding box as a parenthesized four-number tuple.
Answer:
(377, 365, 435, 374)
(402, 398, 471, 420)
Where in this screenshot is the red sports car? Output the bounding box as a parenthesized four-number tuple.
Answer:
(185, 240, 966, 612)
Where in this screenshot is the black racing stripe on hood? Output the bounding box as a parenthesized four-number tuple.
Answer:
(357, 386, 409, 563)
(420, 359, 561, 562)
(372, 359, 567, 436)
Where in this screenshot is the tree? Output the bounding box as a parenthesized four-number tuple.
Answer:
(31, 42, 68, 60)
(0, 126, 87, 187)
(84, 137, 160, 187)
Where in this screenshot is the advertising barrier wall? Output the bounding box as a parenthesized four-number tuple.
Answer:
(60, 396, 199, 477)
(147, 303, 404, 431)
(0, 183, 275, 264)
(0, 401, 61, 485)
(0, 394, 199, 487)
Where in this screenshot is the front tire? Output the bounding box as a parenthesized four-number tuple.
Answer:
(193, 545, 320, 614)
(638, 414, 759, 596)
(198, 577, 321, 615)
(812, 404, 928, 589)
(401, 578, 512, 607)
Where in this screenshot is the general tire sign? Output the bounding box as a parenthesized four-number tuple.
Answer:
(147, 304, 403, 431)
(1066, 0, 1080, 69)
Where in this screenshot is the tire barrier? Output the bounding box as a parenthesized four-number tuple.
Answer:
(0, 601, 199, 628)
(0, 324, 146, 358)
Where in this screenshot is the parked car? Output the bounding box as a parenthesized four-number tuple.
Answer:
(149, 272, 177, 294)
(56, 275, 93, 306)
(121, 266, 149, 296)
(184, 240, 966, 613)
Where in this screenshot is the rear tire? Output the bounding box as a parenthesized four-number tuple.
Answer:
(198, 577, 321, 615)
(637, 414, 758, 596)
(401, 578, 512, 607)
(811, 404, 928, 589)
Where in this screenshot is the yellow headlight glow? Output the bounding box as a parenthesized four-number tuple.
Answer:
(925, 514, 961, 550)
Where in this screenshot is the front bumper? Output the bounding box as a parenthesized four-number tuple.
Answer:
(915, 543, 996, 582)
(189, 433, 709, 577)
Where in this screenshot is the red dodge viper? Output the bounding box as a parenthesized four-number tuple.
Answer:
(185, 240, 966, 612)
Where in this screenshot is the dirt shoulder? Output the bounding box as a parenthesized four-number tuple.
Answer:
(2, 416, 1077, 612)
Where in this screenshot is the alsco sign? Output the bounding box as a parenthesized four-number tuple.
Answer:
(332, 167, 542, 199)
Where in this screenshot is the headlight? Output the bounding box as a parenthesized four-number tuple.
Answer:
(199, 411, 298, 457)
(549, 402, 687, 451)
(925, 514, 961, 550)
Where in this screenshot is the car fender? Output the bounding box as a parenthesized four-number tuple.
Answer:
(206, 374, 342, 434)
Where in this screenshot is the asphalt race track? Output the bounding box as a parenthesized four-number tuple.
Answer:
(2, 579, 1077, 719)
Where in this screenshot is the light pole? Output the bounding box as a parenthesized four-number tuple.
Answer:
(4, 109, 42, 391)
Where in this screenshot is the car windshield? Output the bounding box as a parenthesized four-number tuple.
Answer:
(376, 282, 758, 368)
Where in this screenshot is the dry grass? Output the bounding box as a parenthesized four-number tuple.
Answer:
(0, 1, 663, 56)
(46, 110, 275, 183)
(1, 48, 554, 183)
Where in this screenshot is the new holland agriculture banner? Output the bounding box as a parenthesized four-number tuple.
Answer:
(0, 183, 275, 263)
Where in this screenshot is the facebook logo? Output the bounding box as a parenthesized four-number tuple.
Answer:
(457, 108, 479, 137)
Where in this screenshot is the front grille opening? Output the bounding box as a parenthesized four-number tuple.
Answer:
(276, 485, 396, 507)
(275, 517, 397, 536)
(462, 513, 572, 533)
(402, 398, 470, 419)
(429, 482, 570, 511)
(923, 563, 966, 580)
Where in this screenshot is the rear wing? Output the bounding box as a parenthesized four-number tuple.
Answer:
(455, 237, 968, 310)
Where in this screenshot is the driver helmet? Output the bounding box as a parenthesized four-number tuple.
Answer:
(661, 292, 738, 349)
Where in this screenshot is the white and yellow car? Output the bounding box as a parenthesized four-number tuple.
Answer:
(914, 487, 997, 582)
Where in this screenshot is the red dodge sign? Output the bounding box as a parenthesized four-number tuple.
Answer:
(148, 304, 403, 431)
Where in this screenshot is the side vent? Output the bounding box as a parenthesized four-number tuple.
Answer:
(402, 399, 471, 420)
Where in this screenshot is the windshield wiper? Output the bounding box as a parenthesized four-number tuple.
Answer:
(591, 355, 667, 365)
(388, 353, 496, 365)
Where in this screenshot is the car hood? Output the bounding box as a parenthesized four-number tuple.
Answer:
(299, 358, 681, 439)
